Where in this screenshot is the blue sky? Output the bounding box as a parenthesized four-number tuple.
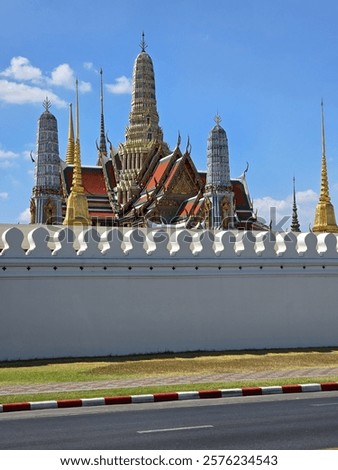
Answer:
(1, 0, 338, 229)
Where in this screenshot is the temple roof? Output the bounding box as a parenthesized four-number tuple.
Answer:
(63, 161, 116, 196)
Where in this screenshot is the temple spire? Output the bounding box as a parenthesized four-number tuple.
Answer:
(290, 176, 301, 232)
(30, 100, 62, 224)
(312, 100, 338, 232)
(97, 68, 107, 164)
(122, 35, 167, 160)
(204, 115, 234, 229)
(65, 103, 75, 164)
(63, 80, 91, 226)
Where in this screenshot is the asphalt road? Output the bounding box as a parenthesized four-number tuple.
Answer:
(1, 392, 338, 450)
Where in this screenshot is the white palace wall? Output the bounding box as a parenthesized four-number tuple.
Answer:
(0, 225, 338, 361)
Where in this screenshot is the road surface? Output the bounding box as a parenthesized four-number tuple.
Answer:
(1, 392, 338, 449)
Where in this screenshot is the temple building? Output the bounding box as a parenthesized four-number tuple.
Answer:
(29, 36, 268, 230)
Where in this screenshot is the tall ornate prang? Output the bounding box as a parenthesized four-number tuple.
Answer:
(312, 100, 338, 233)
(204, 114, 235, 229)
(117, 33, 170, 205)
(290, 176, 301, 232)
(63, 81, 91, 226)
(30, 98, 62, 224)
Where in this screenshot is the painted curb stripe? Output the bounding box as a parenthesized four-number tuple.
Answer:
(153, 392, 179, 402)
(2, 402, 31, 412)
(177, 391, 200, 400)
(131, 394, 154, 403)
(242, 387, 262, 396)
(282, 384, 302, 393)
(1, 382, 338, 413)
(30, 400, 58, 410)
(221, 388, 243, 397)
(82, 398, 105, 407)
(301, 384, 321, 392)
(199, 390, 222, 399)
(321, 382, 338, 391)
(57, 399, 82, 408)
(104, 396, 132, 405)
(261, 386, 283, 395)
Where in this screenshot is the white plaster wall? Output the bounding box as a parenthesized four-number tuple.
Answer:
(0, 226, 338, 360)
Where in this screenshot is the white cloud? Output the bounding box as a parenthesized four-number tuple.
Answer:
(49, 63, 91, 93)
(0, 147, 19, 168)
(0, 56, 91, 108)
(0, 79, 67, 108)
(83, 62, 94, 71)
(50, 63, 74, 89)
(254, 189, 318, 231)
(106, 76, 132, 94)
(78, 80, 92, 93)
(18, 207, 31, 224)
(294, 189, 318, 203)
(0, 148, 18, 160)
(0, 192, 8, 200)
(0, 56, 42, 82)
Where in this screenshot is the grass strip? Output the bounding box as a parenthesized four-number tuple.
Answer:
(1, 376, 338, 405)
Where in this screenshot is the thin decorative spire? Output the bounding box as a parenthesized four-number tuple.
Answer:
(140, 31, 148, 52)
(319, 99, 330, 204)
(65, 103, 75, 164)
(321, 98, 326, 158)
(97, 68, 107, 164)
(290, 176, 301, 232)
(75, 79, 79, 142)
(72, 79, 84, 191)
(63, 79, 91, 226)
(313, 100, 338, 233)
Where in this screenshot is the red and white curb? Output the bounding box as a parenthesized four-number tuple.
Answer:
(1, 382, 338, 413)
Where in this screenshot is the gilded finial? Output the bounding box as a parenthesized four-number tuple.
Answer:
(140, 31, 148, 52)
(319, 99, 330, 204)
(321, 98, 326, 158)
(312, 100, 338, 233)
(43, 97, 52, 112)
(63, 78, 91, 226)
(65, 103, 75, 165)
(75, 79, 79, 141)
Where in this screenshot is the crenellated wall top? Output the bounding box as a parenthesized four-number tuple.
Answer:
(0, 225, 338, 264)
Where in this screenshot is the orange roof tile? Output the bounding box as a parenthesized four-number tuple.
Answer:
(164, 158, 182, 190)
(64, 166, 108, 196)
(145, 156, 172, 191)
(232, 180, 250, 210)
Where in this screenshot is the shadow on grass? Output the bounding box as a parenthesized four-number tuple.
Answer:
(1, 347, 337, 369)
